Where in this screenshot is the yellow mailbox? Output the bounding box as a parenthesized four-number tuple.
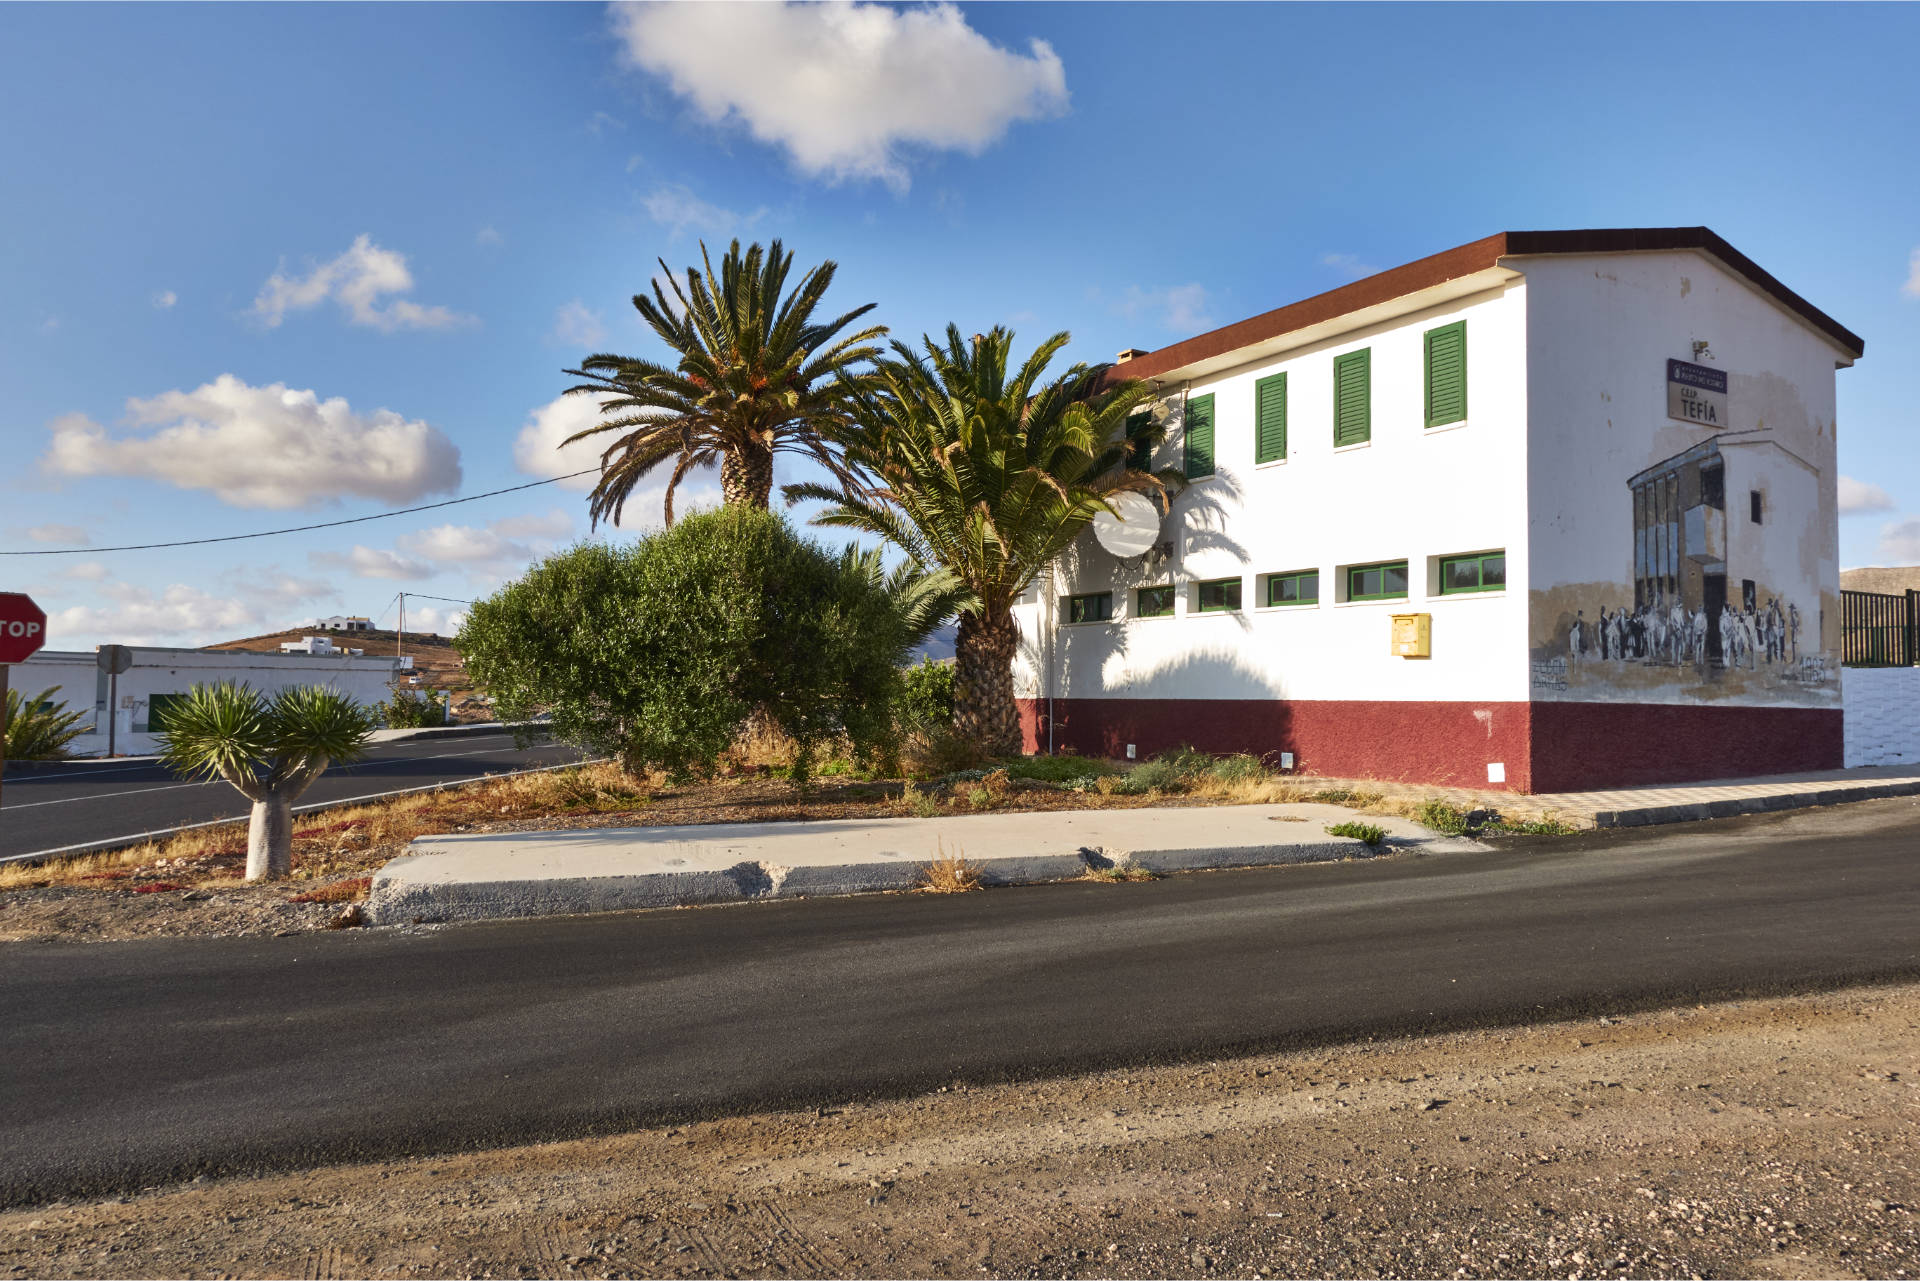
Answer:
(1390, 612, 1431, 658)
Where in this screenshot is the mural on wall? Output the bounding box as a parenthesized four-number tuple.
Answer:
(1530, 428, 1838, 706)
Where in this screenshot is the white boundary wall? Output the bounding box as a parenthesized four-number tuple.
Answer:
(1842, 666, 1920, 767)
(14, 646, 411, 757)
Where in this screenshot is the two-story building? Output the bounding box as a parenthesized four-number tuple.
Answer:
(1012, 228, 1863, 792)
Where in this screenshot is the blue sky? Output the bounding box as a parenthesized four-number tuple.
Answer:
(4, 2, 1917, 649)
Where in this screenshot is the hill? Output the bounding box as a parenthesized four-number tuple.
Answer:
(203, 628, 491, 719)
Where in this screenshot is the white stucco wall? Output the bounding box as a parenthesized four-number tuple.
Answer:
(1016, 279, 1533, 706)
(1519, 249, 1847, 708)
(14, 646, 411, 757)
(1843, 666, 1920, 767)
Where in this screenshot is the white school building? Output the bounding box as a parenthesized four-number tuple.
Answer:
(1013, 228, 1862, 792)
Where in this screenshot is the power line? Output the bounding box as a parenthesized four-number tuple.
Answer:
(0, 469, 600, 556)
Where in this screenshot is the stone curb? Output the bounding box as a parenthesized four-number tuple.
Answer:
(1589, 778, 1920, 827)
(364, 833, 1483, 926)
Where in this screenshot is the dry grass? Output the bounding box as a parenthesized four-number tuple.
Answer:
(288, 876, 372, 904)
(919, 838, 983, 893)
(1083, 863, 1158, 883)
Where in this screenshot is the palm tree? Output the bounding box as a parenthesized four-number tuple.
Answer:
(155, 683, 375, 882)
(791, 326, 1176, 756)
(2, 685, 90, 761)
(562, 239, 886, 526)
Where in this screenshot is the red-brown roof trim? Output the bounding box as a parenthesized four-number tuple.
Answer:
(1107, 227, 1864, 384)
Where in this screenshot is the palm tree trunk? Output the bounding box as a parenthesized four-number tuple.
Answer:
(954, 608, 1022, 757)
(245, 792, 295, 881)
(721, 444, 774, 508)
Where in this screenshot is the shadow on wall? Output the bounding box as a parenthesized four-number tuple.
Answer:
(1039, 651, 1294, 762)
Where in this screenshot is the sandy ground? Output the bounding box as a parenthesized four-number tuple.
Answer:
(2, 983, 1914, 1280)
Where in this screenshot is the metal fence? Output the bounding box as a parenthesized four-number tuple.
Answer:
(1842, 588, 1919, 667)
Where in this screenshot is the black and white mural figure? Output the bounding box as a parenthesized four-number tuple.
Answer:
(1531, 431, 1836, 702)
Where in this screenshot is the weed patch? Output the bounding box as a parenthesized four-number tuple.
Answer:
(920, 839, 982, 893)
(1325, 821, 1388, 845)
(1084, 864, 1158, 883)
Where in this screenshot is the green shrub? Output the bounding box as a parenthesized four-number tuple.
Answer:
(1003, 754, 1117, 784)
(1487, 814, 1578, 836)
(460, 507, 914, 781)
(1326, 820, 1388, 845)
(1154, 744, 1214, 779)
(1118, 759, 1182, 794)
(3, 685, 90, 761)
(1204, 752, 1269, 785)
(898, 783, 943, 817)
(897, 657, 955, 729)
(381, 681, 445, 729)
(1412, 798, 1470, 835)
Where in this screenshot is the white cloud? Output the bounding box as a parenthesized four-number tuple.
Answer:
(587, 110, 626, 135)
(641, 185, 765, 239)
(41, 374, 463, 510)
(152, 290, 177, 310)
(1839, 475, 1895, 515)
(1905, 247, 1920, 299)
(310, 545, 435, 581)
(252, 235, 474, 332)
(549, 299, 608, 348)
(610, 0, 1068, 190)
(1114, 283, 1214, 333)
(514, 392, 613, 491)
(64, 561, 109, 582)
(1320, 252, 1380, 281)
(475, 225, 504, 248)
(25, 523, 89, 545)
(402, 603, 467, 636)
(491, 509, 575, 539)
(1880, 519, 1920, 563)
(47, 569, 339, 649)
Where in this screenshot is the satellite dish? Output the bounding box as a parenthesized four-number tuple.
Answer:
(1091, 491, 1161, 558)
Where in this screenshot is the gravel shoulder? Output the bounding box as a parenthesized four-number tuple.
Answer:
(2, 982, 1914, 1280)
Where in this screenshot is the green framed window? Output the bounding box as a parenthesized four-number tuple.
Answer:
(1265, 570, 1319, 607)
(1195, 577, 1242, 613)
(143, 692, 190, 734)
(1063, 592, 1113, 624)
(1346, 560, 1409, 602)
(1126, 411, 1153, 472)
(1136, 585, 1176, 618)
(1333, 348, 1371, 447)
(1253, 372, 1287, 464)
(1438, 551, 1505, 595)
(1183, 393, 1215, 480)
(1424, 321, 1467, 427)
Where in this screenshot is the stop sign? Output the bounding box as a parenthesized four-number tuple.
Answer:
(0, 593, 48, 664)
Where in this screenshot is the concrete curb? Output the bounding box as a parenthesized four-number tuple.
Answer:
(365, 820, 1482, 926)
(1590, 777, 1920, 827)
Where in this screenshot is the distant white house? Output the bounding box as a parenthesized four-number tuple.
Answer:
(314, 615, 373, 632)
(280, 636, 365, 656)
(18, 645, 413, 757)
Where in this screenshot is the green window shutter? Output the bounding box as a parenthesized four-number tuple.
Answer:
(1253, 373, 1287, 464)
(1126, 412, 1152, 472)
(1424, 321, 1467, 427)
(1333, 349, 1370, 446)
(1183, 393, 1215, 480)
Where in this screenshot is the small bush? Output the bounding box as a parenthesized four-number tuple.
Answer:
(1326, 820, 1388, 845)
(1154, 744, 1214, 779)
(381, 681, 445, 729)
(966, 786, 993, 809)
(981, 768, 1011, 797)
(897, 783, 943, 818)
(921, 839, 983, 893)
(1488, 814, 1578, 836)
(1204, 753, 1270, 786)
(1412, 799, 1470, 835)
(1119, 759, 1182, 794)
(1003, 754, 1117, 784)
(896, 657, 955, 729)
(1085, 864, 1158, 883)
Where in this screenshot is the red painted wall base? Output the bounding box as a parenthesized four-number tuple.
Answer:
(1018, 697, 1844, 794)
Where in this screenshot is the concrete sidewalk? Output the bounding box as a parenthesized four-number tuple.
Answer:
(1293, 764, 1920, 830)
(365, 804, 1476, 926)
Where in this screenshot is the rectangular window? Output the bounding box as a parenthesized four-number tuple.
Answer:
(1063, 592, 1113, 624)
(1195, 577, 1242, 613)
(1346, 560, 1409, 602)
(1183, 393, 1215, 480)
(1126, 411, 1152, 472)
(1333, 348, 1371, 447)
(1266, 570, 1319, 607)
(1750, 489, 1764, 524)
(144, 692, 189, 735)
(1424, 321, 1467, 427)
(1253, 372, 1287, 464)
(1135, 585, 1176, 618)
(1438, 551, 1506, 595)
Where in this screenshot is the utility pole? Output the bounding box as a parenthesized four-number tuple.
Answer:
(397, 592, 406, 667)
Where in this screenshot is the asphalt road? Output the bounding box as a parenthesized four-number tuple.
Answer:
(4, 796, 1920, 1207)
(0, 731, 583, 862)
